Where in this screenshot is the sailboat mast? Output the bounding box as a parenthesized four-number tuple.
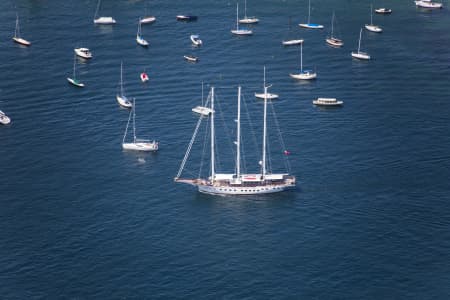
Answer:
(133, 99, 136, 142)
(210, 87, 215, 182)
(94, 0, 101, 19)
(236, 86, 241, 178)
(263, 66, 266, 89)
(236, 3, 239, 30)
(331, 12, 334, 37)
(358, 28, 362, 53)
(72, 55, 76, 79)
(307, 0, 311, 24)
(370, 4, 373, 25)
(300, 43, 303, 72)
(244, 0, 247, 18)
(261, 85, 268, 179)
(15, 14, 19, 38)
(120, 62, 124, 96)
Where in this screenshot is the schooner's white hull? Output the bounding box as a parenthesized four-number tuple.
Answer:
(198, 183, 295, 195)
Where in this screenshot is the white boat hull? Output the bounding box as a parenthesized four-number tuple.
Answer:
(140, 16, 156, 24)
(192, 106, 214, 116)
(282, 39, 304, 46)
(136, 36, 149, 46)
(239, 17, 259, 24)
(255, 92, 279, 100)
(184, 55, 198, 62)
(13, 37, 31, 46)
(198, 183, 294, 195)
(351, 51, 371, 60)
(117, 95, 132, 108)
(415, 0, 442, 8)
(67, 77, 85, 87)
(122, 141, 158, 151)
(0, 111, 11, 125)
(290, 72, 317, 80)
(365, 24, 382, 33)
(94, 17, 116, 24)
(313, 98, 343, 106)
(231, 29, 253, 35)
(375, 8, 392, 14)
(326, 37, 343, 47)
(299, 23, 324, 29)
(74, 48, 92, 59)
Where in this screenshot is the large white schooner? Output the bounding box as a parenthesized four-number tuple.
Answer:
(175, 85, 296, 195)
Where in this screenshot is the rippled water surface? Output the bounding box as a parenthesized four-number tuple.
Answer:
(1, 0, 450, 298)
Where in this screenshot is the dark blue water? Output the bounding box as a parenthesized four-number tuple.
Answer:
(1, 0, 450, 298)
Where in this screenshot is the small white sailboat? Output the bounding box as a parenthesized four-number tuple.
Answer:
(116, 62, 133, 108)
(313, 97, 343, 106)
(255, 66, 279, 100)
(0, 110, 11, 125)
(190, 34, 202, 46)
(282, 17, 304, 46)
(175, 86, 296, 195)
(93, 0, 116, 24)
(326, 12, 343, 47)
(192, 82, 214, 116)
(12, 14, 31, 46)
(239, 0, 259, 24)
(290, 43, 317, 80)
(299, 0, 324, 29)
(415, 0, 443, 8)
(122, 99, 158, 152)
(231, 3, 253, 35)
(136, 19, 149, 47)
(74, 47, 92, 59)
(67, 54, 85, 87)
(351, 28, 371, 60)
(365, 4, 383, 33)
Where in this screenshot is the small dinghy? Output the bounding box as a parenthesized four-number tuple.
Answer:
(140, 72, 149, 82)
(190, 34, 202, 46)
(0, 110, 11, 125)
(375, 8, 392, 14)
(184, 55, 198, 62)
(177, 15, 198, 21)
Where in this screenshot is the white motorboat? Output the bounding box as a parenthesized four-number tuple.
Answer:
(136, 19, 149, 47)
(176, 15, 198, 21)
(74, 47, 92, 59)
(184, 55, 198, 62)
(290, 43, 317, 80)
(415, 0, 443, 8)
(190, 34, 202, 46)
(122, 99, 158, 152)
(255, 66, 279, 100)
(175, 86, 296, 195)
(238, 0, 259, 24)
(282, 39, 304, 46)
(313, 98, 343, 106)
(0, 110, 11, 125)
(365, 4, 383, 33)
(12, 14, 31, 46)
(351, 28, 371, 60)
(299, 0, 324, 29)
(140, 16, 156, 24)
(116, 62, 133, 108)
(231, 3, 253, 35)
(192, 82, 214, 116)
(67, 54, 85, 87)
(93, 0, 116, 24)
(326, 12, 343, 47)
(375, 8, 392, 14)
